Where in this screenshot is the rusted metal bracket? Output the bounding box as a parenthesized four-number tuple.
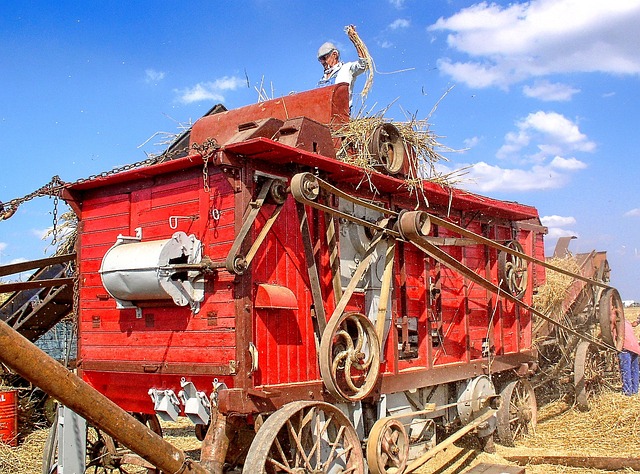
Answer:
(375, 238, 395, 351)
(225, 177, 287, 275)
(296, 201, 327, 336)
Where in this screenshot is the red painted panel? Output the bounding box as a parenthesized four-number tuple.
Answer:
(82, 371, 236, 414)
(252, 200, 319, 387)
(190, 84, 350, 147)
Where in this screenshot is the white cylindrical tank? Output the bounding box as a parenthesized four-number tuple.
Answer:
(100, 231, 202, 309)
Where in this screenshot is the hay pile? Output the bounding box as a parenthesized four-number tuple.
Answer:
(334, 115, 465, 203)
(0, 429, 47, 474)
(531, 255, 583, 350)
(414, 390, 640, 474)
(524, 391, 640, 456)
(533, 256, 582, 319)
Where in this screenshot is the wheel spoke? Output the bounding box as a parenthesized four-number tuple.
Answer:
(286, 419, 313, 470)
(271, 436, 291, 470)
(323, 424, 346, 468)
(336, 329, 355, 352)
(332, 350, 350, 374)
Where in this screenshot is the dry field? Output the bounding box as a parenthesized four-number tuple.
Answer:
(2, 307, 640, 474)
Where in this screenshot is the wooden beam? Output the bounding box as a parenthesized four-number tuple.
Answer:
(0, 253, 76, 277)
(504, 454, 640, 470)
(0, 278, 73, 293)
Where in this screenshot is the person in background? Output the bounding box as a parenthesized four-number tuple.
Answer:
(619, 316, 640, 396)
(317, 41, 368, 108)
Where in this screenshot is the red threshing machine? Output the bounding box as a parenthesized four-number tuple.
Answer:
(0, 83, 622, 473)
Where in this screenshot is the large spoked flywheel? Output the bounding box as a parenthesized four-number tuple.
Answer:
(244, 400, 365, 474)
(319, 311, 381, 402)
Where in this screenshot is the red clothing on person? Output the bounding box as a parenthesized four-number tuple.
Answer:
(622, 319, 640, 355)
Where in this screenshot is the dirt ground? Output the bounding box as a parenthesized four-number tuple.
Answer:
(3, 307, 640, 473)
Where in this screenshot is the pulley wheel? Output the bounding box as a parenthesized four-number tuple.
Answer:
(366, 417, 409, 474)
(290, 172, 320, 201)
(368, 123, 406, 175)
(266, 179, 288, 205)
(397, 210, 431, 241)
(319, 311, 381, 402)
(498, 240, 528, 299)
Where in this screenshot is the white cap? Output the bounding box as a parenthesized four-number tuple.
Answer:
(317, 42, 337, 59)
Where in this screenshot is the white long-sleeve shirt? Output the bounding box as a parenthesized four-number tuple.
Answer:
(318, 58, 368, 107)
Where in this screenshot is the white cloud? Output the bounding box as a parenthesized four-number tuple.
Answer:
(624, 208, 640, 217)
(523, 80, 580, 101)
(497, 111, 595, 161)
(389, 19, 410, 30)
(541, 215, 578, 239)
(388, 0, 406, 9)
(145, 69, 165, 84)
(436, 60, 507, 89)
(463, 136, 480, 149)
(549, 156, 587, 170)
(446, 110, 591, 193)
(460, 161, 569, 192)
(32, 228, 51, 239)
(541, 215, 577, 227)
(428, 0, 640, 89)
(545, 226, 578, 239)
(176, 76, 245, 104)
(438, 151, 587, 193)
(0, 242, 7, 253)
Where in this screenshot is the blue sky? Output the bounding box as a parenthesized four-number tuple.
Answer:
(1, 0, 639, 301)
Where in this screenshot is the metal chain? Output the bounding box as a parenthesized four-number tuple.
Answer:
(0, 140, 220, 222)
(191, 138, 218, 193)
(202, 152, 211, 193)
(72, 263, 80, 322)
(52, 195, 59, 245)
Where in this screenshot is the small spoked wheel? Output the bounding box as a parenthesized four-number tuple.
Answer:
(498, 240, 528, 299)
(244, 401, 365, 474)
(598, 288, 625, 350)
(496, 379, 537, 446)
(574, 340, 620, 411)
(86, 413, 162, 473)
(319, 311, 381, 402)
(366, 418, 409, 474)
